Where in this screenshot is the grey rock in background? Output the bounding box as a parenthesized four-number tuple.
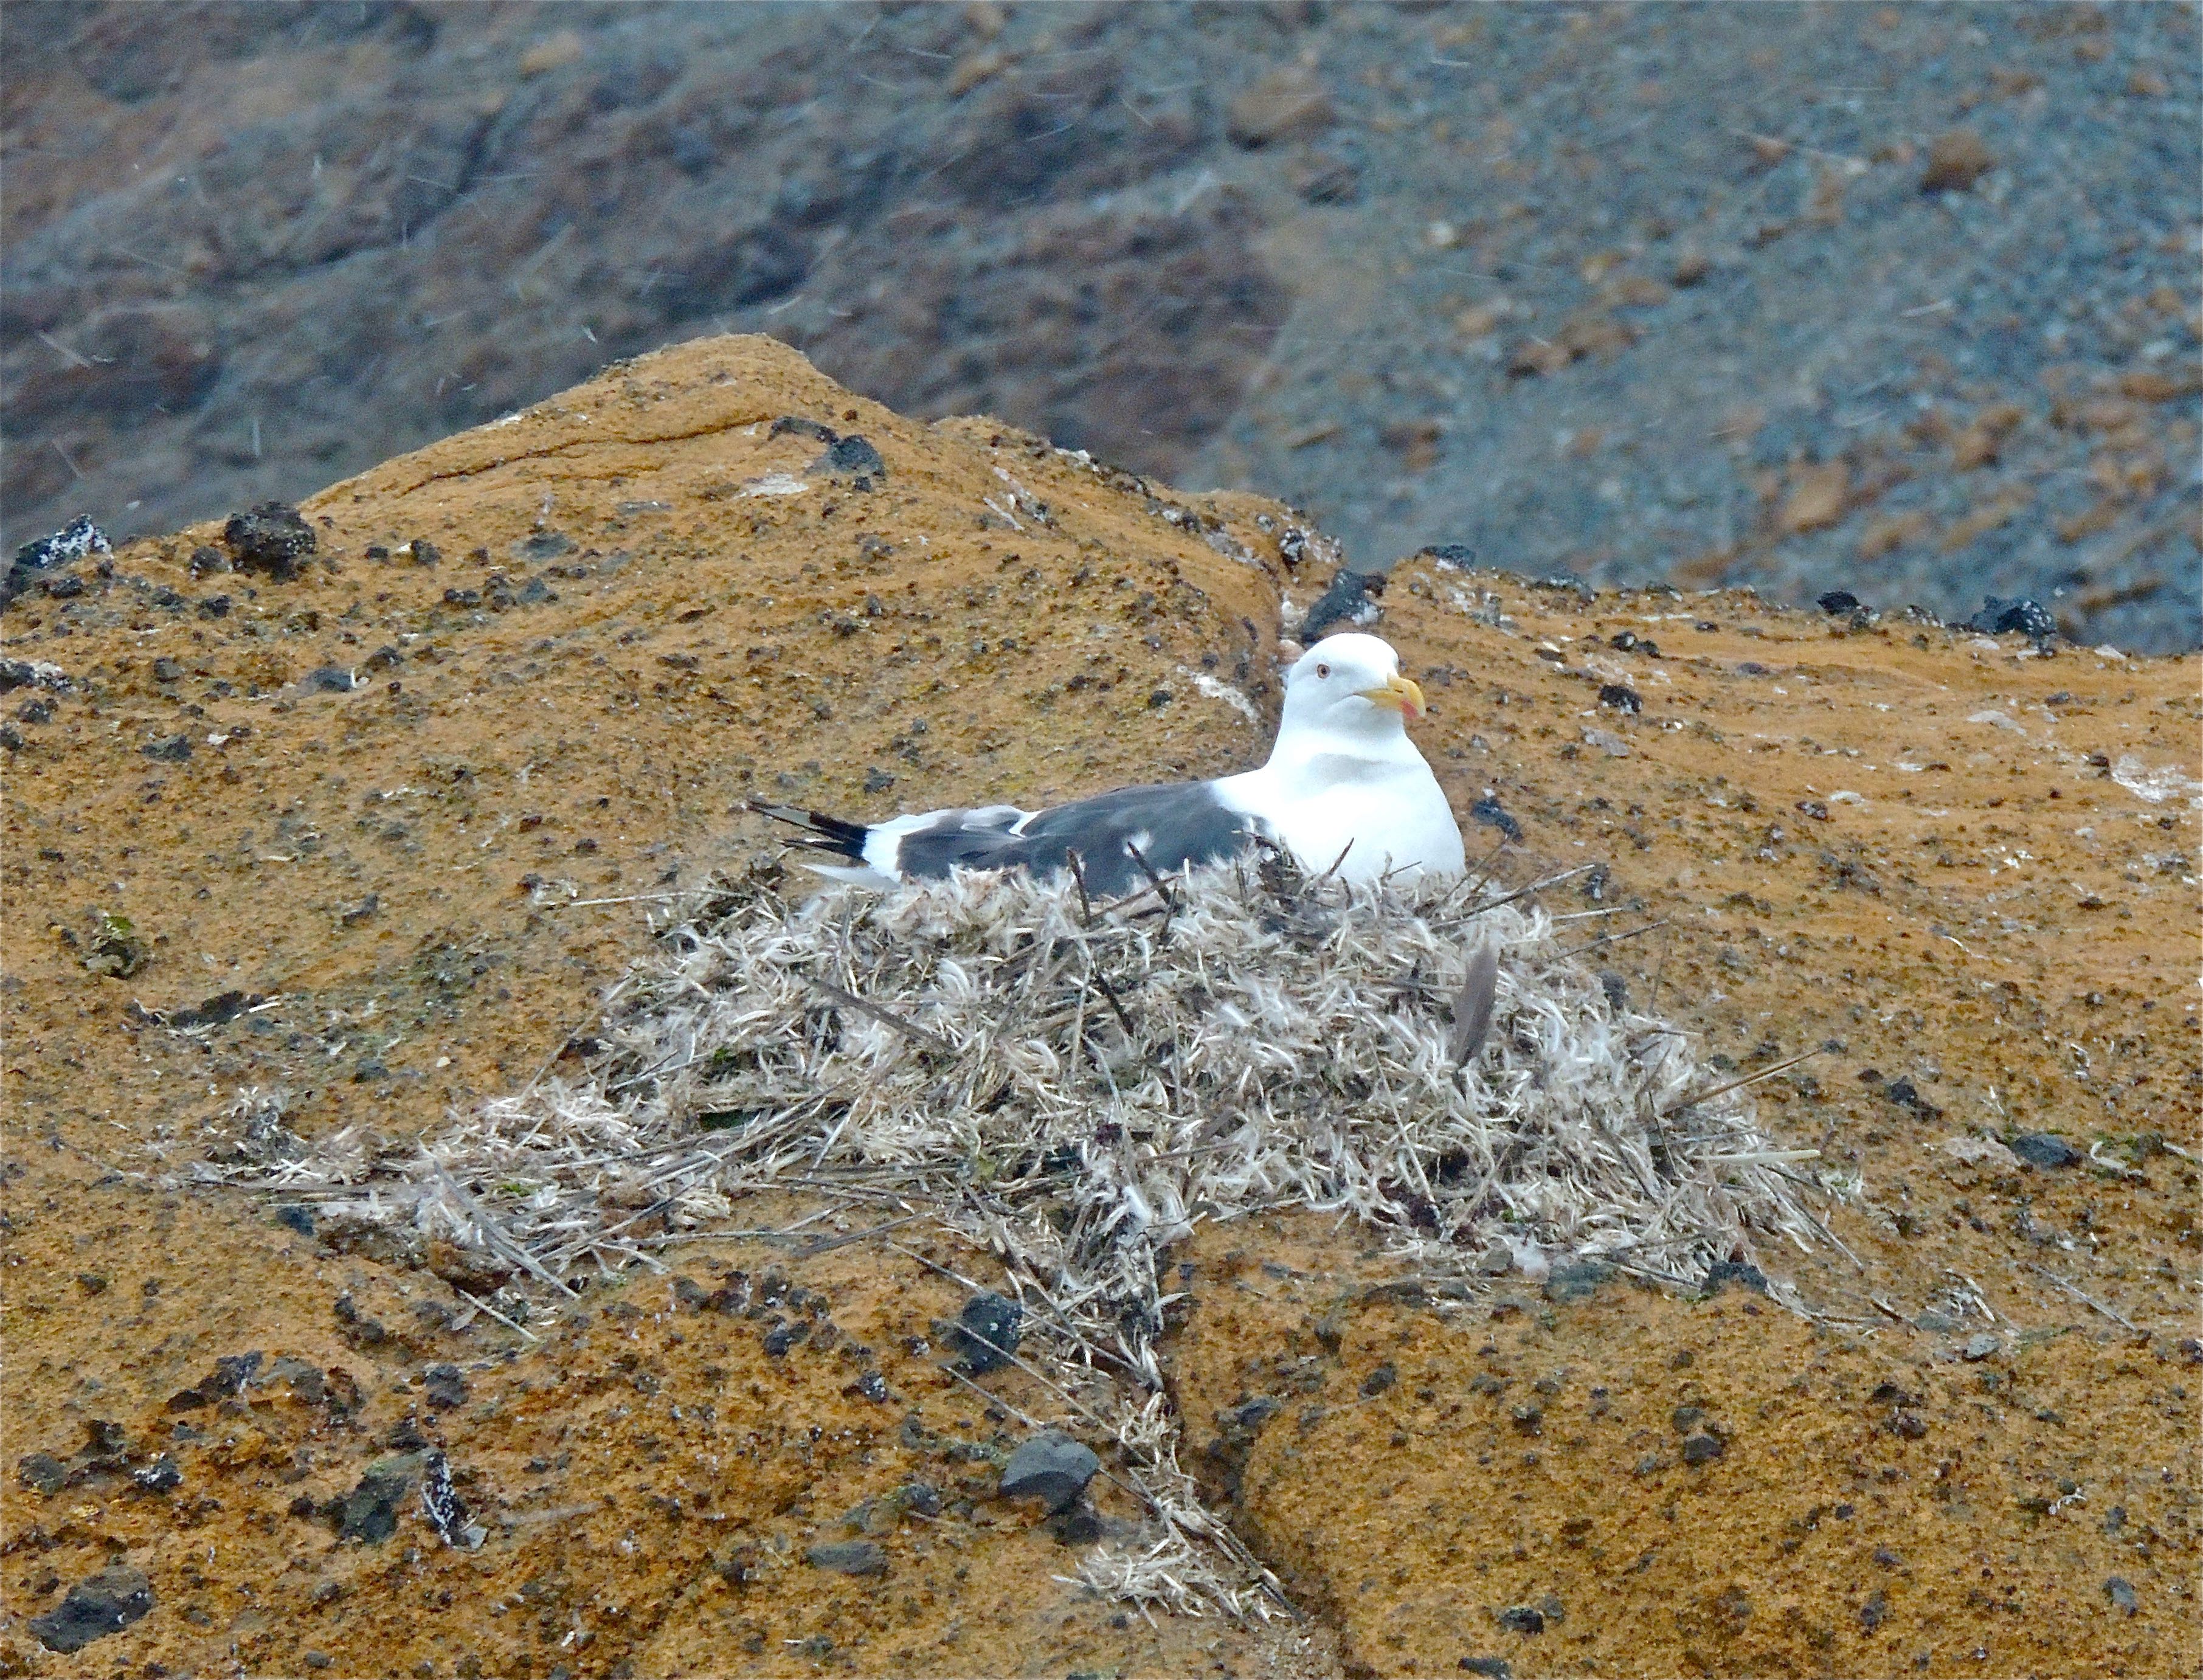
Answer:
(4, 2, 2195, 649)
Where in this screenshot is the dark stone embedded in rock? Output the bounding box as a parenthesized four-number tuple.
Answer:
(1704, 1259, 1769, 1295)
(223, 502, 317, 579)
(2010, 1132, 2079, 1169)
(952, 1291, 1023, 1374)
(1881, 1076, 1937, 1114)
(1419, 543, 1476, 567)
(337, 1454, 421, 1543)
(805, 1538, 888, 1576)
(1496, 1605, 1545, 1635)
(29, 1564, 153, 1653)
(1460, 1660, 1513, 1679)
(18, 1452, 68, 1496)
(421, 1363, 468, 1409)
(843, 1369, 889, 1403)
(1817, 589, 1861, 615)
(1360, 1362, 1397, 1397)
(1966, 596, 2055, 643)
(1960, 1332, 2002, 1362)
(1597, 683, 1642, 713)
(4, 516, 110, 610)
(999, 1431, 1100, 1514)
(142, 733, 193, 761)
(1298, 568, 1384, 640)
(1223, 1395, 1280, 1434)
(1046, 1500, 1104, 1545)
(132, 1456, 182, 1493)
(1681, 1431, 1726, 1464)
(813, 434, 885, 478)
(1543, 1257, 1614, 1304)
(2104, 1576, 2139, 1616)
(301, 665, 358, 694)
(769, 415, 839, 444)
(1469, 795, 1522, 843)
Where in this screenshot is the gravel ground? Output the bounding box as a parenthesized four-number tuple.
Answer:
(4, 1, 2196, 648)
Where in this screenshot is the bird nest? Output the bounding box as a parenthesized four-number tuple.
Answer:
(209, 849, 1830, 1614)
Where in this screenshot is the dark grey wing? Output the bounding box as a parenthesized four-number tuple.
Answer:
(1006, 781, 1261, 894)
(883, 806, 1034, 878)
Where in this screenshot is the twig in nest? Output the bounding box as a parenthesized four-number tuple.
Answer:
(1459, 831, 1511, 899)
(806, 977, 954, 1054)
(1558, 919, 1671, 958)
(1067, 848, 1095, 927)
(792, 1210, 930, 1258)
(1087, 964, 1140, 1043)
(428, 1160, 578, 1298)
(1120, 840, 1181, 938)
(1466, 862, 1599, 916)
(452, 1289, 541, 1342)
(1658, 1047, 1823, 1119)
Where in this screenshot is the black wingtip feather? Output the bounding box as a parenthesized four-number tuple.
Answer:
(742, 798, 871, 861)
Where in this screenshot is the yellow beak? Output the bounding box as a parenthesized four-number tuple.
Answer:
(1360, 672, 1426, 719)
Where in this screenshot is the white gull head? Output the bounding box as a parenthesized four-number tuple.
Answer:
(1211, 632, 1467, 883)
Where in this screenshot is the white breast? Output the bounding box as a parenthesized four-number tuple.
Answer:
(1213, 751, 1465, 882)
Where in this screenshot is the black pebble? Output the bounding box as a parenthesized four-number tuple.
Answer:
(301, 665, 358, 694)
(1596, 683, 1642, 713)
(998, 1431, 1100, 1513)
(1496, 1606, 1545, 1636)
(2009, 1132, 2080, 1169)
(1298, 568, 1384, 641)
(276, 1204, 316, 1238)
(2104, 1576, 2139, 1616)
(1704, 1259, 1768, 1295)
(815, 434, 886, 478)
(1816, 590, 1861, 615)
(1543, 1257, 1614, 1304)
(222, 502, 316, 579)
(1046, 1500, 1105, 1545)
(1966, 596, 2056, 643)
(1681, 1431, 1726, 1464)
(141, 734, 193, 761)
(337, 1456, 420, 1543)
(806, 1538, 887, 1576)
(1419, 543, 1476, 566)
(29, 1565, 153, 1653)
(1469, 796, 1521, 842)
(1460, 1661, 1513, 1679)
(421, 1363, 469, 1409)
(952, 1291, 1023, 1374)
(4, 516, 109, 610)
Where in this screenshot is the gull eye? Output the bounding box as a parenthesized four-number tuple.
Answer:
(1315, 662, 1330, 679)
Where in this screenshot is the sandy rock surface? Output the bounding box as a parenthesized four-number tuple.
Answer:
(4, 336, 2197, 1677)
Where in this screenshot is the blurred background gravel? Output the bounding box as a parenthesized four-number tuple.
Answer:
(4, 0, 2196, 649)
